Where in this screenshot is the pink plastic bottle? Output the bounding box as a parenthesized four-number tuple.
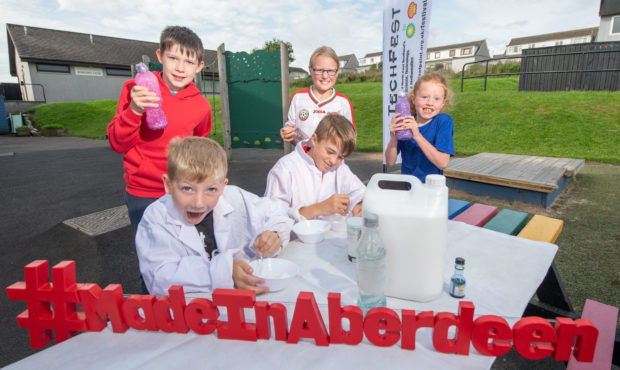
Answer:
(135, 63, 168, 130)
(395, 91, 413, 141)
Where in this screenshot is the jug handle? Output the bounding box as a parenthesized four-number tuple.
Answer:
(366, 173, 422, 192)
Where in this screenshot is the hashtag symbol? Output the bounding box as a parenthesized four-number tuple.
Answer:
(6, 260, 88, 348)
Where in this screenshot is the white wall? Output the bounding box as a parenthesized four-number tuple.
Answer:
(27, 64, 130, 102)
(597, 16, 620, 42)
(506, 35, 595, 55)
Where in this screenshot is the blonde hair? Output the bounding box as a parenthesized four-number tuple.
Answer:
(408, 73, 452, 114)
(309, 46, 339, 70)
(167, 136, 227, 182)
(314, 114, 357, 157)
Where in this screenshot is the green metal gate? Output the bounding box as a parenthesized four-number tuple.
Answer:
(225, 50, 283, 149)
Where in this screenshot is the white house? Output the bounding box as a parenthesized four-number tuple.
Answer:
(505, 27, 598, 56)
(337, 54, 359, 74)
(597, 0, 620, 42)
(357, 51, 382, 73)
(425, 40, 490, 73)
(289, 67, 308, 80)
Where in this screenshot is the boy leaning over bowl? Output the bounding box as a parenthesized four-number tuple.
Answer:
(136, 137, 292, 296)
(265, 114, 365, 223)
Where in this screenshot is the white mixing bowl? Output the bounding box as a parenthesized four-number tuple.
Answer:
(293, 219, 330, 244)
(249, 258, 299, 292)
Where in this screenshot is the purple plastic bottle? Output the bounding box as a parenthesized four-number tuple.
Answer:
(395, 91, 413, 140)
(135, 63, 168, 130)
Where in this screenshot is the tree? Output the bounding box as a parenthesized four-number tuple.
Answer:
(253, 38, 295, 63)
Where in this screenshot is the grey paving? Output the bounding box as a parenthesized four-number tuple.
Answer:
(63, 205, 130, 236)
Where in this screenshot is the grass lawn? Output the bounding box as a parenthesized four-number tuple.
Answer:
(337, 78, 620, 162)
(30, 100, 117, 139)
(27, 77, 619, 320)
(552, 164, 620, 321)
(29, 76, 620, 163)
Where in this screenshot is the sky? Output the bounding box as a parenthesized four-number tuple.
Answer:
(0, 0, 602, 83)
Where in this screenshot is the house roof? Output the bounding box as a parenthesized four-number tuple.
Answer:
(6, 24, 218, 75)
(363, 51, 382, 58)
(338, 54, 354, 61)
(426, 40, 485, 53)
(506, 27, 598, 46)
(289, 67, 307, 74)
(600, 0, 620, 17)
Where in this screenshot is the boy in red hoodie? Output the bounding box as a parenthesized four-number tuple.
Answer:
(108, 26, 212, 232)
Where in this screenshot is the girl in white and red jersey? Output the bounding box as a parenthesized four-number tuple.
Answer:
(280, 46, 355, 145)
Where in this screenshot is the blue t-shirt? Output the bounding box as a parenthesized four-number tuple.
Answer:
(397, 113, 454, 183)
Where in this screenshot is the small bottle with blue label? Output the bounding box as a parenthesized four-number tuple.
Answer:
(450, 257, 466, 298)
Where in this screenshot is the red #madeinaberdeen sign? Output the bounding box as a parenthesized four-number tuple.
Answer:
(6, 260, 598, 362)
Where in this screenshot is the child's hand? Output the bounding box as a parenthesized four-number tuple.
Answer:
(280, 124, 296, 143)
(352, 202, 363, 217)
(390, 113, 409, 134)
(321, 194, 350, 216)
(390, 113, 418, 137)
(253, 231, 281, 256)
(129, 86, 160, 115)
(232, 259, 269, 294)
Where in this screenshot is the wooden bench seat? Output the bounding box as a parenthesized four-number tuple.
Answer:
(567, 299, 619, 369)
(517, 214, 563, 243)
(483, 209, 529, 235)
(448, 199, 470, 219)
(452, 203, 498, 226)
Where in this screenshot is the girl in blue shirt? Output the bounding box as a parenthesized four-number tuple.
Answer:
(385, 73, 454, 183)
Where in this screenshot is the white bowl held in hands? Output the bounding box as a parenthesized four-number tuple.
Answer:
(293, 219, 330, 244)
(249, 258, 299, 292)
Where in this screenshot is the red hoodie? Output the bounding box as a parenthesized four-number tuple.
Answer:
(108, 71, 212, 198)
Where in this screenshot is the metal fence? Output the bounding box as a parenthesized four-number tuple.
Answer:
(460, 41, 620, 92)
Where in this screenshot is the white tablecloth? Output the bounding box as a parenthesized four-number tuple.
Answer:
(7, 221, 558, 370)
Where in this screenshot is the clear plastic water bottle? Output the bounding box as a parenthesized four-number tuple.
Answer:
(450, 257, 466, 298)
(395, 91, 413, 141)
(135, 63, 168, 130)
(356, 213, 386, 311)
(285, 120, 309, 143)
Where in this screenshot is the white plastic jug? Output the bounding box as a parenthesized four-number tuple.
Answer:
(362, 173, 448, 302)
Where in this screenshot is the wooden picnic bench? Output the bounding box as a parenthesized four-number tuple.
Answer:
(449, 199, 620, 366)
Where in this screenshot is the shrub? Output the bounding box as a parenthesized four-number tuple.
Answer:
(40, 123, 65, 130)
(15, 126, 31, 134)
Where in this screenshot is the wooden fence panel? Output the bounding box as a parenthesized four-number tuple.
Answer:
(519, 41, 620, 91)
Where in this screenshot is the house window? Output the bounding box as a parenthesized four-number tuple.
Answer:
(36, 63, 70, 73)
(106, 68, 132, 76)
(612, 16, 620, 34)
(461, 47, 472, 56)
(434, 52, 440, 58)
(555, 41, 563, 46)
(449, 49, 455, 57)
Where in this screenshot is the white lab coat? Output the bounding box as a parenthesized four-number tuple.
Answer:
(264, 140, 365, 222)
(136, 185, 292, 296)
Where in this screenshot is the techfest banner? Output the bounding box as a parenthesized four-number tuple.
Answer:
(382, 0, 432, 163)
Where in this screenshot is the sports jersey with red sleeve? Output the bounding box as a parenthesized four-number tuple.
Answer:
(287, 87, 355, 141)
(107, 71, 212, 198)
